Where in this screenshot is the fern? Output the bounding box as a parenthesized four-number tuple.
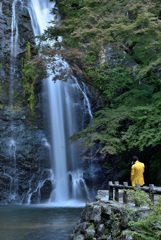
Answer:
(128, 197, 161, 239)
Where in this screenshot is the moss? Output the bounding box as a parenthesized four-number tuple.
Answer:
(9, 105, 22, 113)
(0, 104, 4, 110)
(84, 233, 93, 240)
(88, 222, 94, 229)
(21, 42, 46, 115)
(101, 236, 107, 240)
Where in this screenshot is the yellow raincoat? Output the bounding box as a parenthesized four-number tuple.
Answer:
(131, 160, 145, 187)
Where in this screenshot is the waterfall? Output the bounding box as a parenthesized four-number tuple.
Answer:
(27, 0, 93, 205)
(11, 0, 19, 61)
(0, 2, 2, 16)
(10, 0, 19, 108)
(5, 0, 21, 202)
(24, 169, 55, 204)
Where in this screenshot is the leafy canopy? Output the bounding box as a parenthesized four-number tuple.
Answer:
(44, 0, 161, 156)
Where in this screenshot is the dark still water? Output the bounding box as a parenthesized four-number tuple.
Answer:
(0, 205, 83, 240)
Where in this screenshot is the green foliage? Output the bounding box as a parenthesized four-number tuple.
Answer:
(48, 0, 161, 157)
(128, 197, 161, 239)
(101, 236, 107, 240)
(88, 222, 94, 229)
(86, 63, 135, 105)
(84, 233, 93, 240)
(125, 188, 153, 207)
(21, 42, 46, 114)
(46, 0, 161, 80)
(71, 106, 129, 154)
(72, 85, 161, 154)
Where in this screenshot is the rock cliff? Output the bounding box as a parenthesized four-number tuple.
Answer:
(0, 0, 52, 203)
(71, 191, 150, 240)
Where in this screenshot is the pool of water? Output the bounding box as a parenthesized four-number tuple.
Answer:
(0, 205, 83, 240)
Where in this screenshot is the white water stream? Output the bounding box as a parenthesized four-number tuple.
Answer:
(6, 0, 22, 202)
(0, 2, 2, 16)
(27, 0, 93, 205)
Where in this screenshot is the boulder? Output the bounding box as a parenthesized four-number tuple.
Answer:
(71, 195, 151, 240)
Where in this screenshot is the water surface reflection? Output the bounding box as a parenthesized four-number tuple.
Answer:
(0, 205, 82, 240)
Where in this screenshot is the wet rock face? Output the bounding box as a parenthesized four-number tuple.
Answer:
(0, 0, 52, 204)
(0, 0, 115, 204)
(0, 104, 52, 204)
(1, 0, 35, 56)
(71, 199, 150, 240)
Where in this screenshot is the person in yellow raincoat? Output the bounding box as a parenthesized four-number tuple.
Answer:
(131, 156, 145, 187)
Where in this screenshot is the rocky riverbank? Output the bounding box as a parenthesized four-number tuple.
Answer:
(71, 190, 151, 240)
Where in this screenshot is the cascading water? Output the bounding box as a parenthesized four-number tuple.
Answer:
(11, 0, 19, 68)
(4, 0, 21, 202)
(0, 2, 2, 16)
(27, 0, 93, 205)
(24, 169, 55, 204)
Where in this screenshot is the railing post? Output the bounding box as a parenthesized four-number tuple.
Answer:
(135, 183, 140, 188)
(149, 184, 154, 203)
(109, 181, 113, 200)
(115, 181, 119, 202)
(123, 182, 128, 204)
(135, 183, 140, 207)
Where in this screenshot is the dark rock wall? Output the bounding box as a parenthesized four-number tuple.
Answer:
(71, 198, 150, 240)
(0, 0, 52, 204)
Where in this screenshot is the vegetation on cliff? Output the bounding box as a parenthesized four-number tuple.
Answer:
(129, 197, 161, 239)
(21, 42, 46, 115)
(124, 188, 161, 239)
(71, 188, 161, 240)
(44, 0, 161, 184)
